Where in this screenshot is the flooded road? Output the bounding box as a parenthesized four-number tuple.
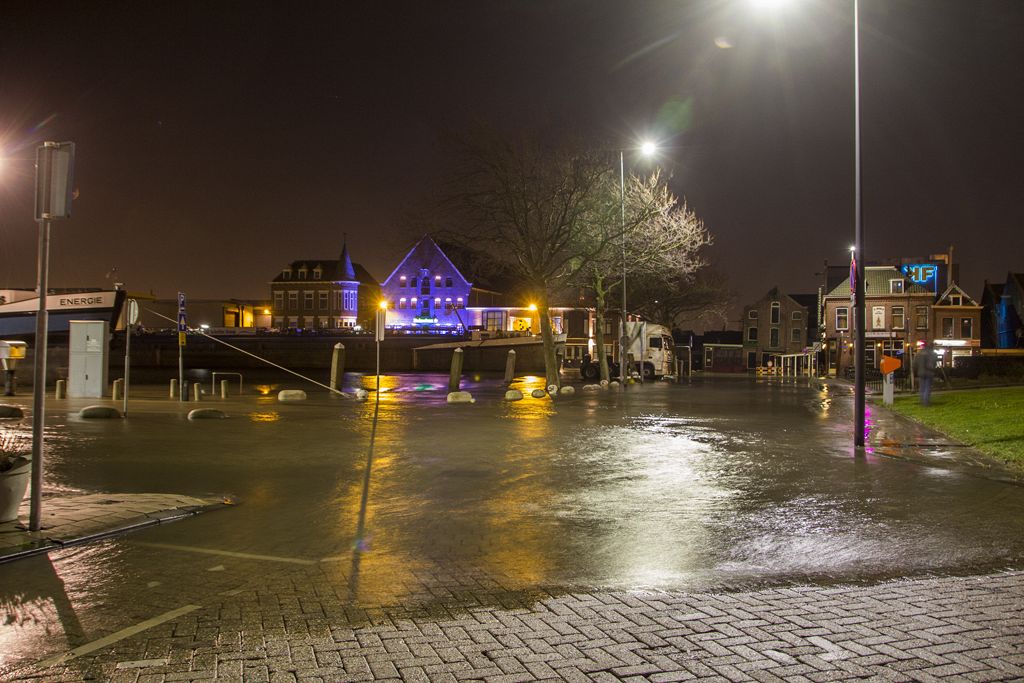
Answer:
(2, 373, 1024, 672)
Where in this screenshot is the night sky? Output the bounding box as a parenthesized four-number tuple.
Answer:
(2, 1, 1022, 323)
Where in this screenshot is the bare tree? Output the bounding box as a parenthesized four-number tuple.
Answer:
(572, 172, 712, 381)
(629, 268, 734, 331)
(440, 129, 628, 387)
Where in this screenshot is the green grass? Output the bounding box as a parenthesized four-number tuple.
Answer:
(890, 386, 1024, 467)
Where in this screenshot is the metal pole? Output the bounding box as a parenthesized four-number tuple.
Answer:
(619, 150, 627, 385)
(29, 220, 50, 532)
(853, 0, 866, 447)
(178, 343, 184, 402)
(123, 323, 131, 417)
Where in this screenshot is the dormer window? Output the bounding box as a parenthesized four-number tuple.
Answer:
(890, 279, 904, 294)
(298, 267, 308, 280)
(282, 269, 291, 280)
(313, 266, 322, 280)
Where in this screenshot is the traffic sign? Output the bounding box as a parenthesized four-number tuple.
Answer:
(126, 298, 139, 325)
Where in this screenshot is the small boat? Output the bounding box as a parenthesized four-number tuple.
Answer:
(0, 289, 126, 338)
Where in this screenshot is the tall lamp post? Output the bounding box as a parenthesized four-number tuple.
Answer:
(852, 0, 866, 447)
(618, 140, 658, 385)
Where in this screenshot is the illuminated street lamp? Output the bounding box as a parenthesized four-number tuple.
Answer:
(619, 140, 658, 385)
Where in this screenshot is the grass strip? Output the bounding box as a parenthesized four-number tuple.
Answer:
(890, 386, 1024, 466)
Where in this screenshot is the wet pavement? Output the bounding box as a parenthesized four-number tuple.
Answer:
(1, 373, 1023, 679)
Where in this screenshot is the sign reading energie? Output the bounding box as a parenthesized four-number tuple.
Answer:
(901, 263, 937, 286)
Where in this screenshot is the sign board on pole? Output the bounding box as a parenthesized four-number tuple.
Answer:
(35, 142, 76, 220)
(177, 291, 187, 347)
(126, 298, 139, 326)
(375, 307, 386, 342)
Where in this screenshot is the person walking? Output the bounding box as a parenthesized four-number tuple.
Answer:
(914, 340, 936, 406)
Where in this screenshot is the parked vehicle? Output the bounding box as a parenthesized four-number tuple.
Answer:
(579, 322, 676, 380)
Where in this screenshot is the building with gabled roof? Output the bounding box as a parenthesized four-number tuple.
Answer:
(269, 242, 379, 330)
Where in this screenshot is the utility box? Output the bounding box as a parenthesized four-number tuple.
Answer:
(68, 320, 109, 398)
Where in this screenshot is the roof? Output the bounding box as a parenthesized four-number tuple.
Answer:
(380, 235, 472, 289)
(824, 266, 931, 298)
(271, 259, 377, 285)
(935, 282, 979, 307)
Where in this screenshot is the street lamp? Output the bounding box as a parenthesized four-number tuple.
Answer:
(619, 140, 658, 385)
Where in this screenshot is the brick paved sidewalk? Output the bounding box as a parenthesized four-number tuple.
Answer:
(14, 567, 1024, 682)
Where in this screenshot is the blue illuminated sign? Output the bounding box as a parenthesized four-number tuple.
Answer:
(902, 264, 937, 286)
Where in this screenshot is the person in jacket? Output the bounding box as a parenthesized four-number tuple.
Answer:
(914, 341, 936, 406)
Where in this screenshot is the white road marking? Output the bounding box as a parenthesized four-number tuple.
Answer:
(136, 542, 318, 565)
(36, 605, 201, 668)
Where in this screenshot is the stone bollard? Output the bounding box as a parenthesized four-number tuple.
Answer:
(55, 379, 66, 399)
(504, 389, 523, 401)
(531, 389, 547, 399)
(112, 378, 124, 401)
(449, 347, 464, 392)
(330, 342, 346, 392)
(503, 349, 516, 385)
(170, 378, 178, 399)
(220, 379, 229, 398)
(446, 391, 474, 404)
(192, 382, 202, 401)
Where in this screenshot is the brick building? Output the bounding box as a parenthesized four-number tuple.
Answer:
(742, 287, 810, 369)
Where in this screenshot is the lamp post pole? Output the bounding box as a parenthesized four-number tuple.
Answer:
(619, 150, 628, 386)
(853, 0, 866, 447)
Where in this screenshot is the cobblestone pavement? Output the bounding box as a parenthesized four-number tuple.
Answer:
(12, 562, 1024, 682)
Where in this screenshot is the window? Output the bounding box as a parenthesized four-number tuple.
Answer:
(747, 326, 758, 342)
(649, 337, 662, 349)
(484, 310, 504, 331)
(273, 291, 284, 311)
(770, 302, 780, 324)
(399, 297, 407, 309)
(950, 295, 963, 306)
(410, 277, 417, 288)
(399, 276, 406, 288)
(792, 311, 802, 321)
(287, 291, 298, 310)
(748, 310, 758, 319)
(334, 291, 342, 310)
(281, 269, 291, 280)
(313, 268, 322, 280)
(916, 306, 929, 329)
(445, 277, 453, 287)
(420, 279, 430, 295)
(318, 291, 328, 310)
(890, 279, 904, 294)
(791, 328, 802, 343)
(303, 291, 314, 310)
(445, 297, 453, 311)
(892, 306, 905, 330)
(456, 297, 464, 309)
(298, 268, 307, 280)
(836, 307, 849, 331)
(434, 297, 441, 307)
(420, 299, 431, 316)
(960, 318, 973, 339)
(747, 351, 757, 369)
(770, 328, 780, 348)
(942, 317, 954, 338)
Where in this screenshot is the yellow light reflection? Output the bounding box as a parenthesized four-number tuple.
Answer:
(248, 411, 281, 423)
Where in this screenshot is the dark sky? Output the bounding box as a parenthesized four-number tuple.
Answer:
(2, 0, 1022, 323)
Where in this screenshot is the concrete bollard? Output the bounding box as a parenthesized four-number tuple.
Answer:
(192, 382, 202, 401)
(504, 389, 523, 401)
(449, 347, 464, 392)
(531, 389, 547, 399)
(55, 379, 66, 399)
(170, 378, 178, 399)
(330, 342, 346, 392)
(446, 390, 474, 404)
(503, 349, 516, 385)
(220, 379, 229, 398)
(112, 378, 124, 401)
(558, 386, 575, 396)
(278, 389, 308, 402)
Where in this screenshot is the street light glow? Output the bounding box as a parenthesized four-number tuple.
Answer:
(379, 299, 388, 309)
(528, 303, 537, 311)
(640, 140, 657, 157)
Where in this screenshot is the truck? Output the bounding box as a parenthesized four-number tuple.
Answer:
(579, 321, 675, 381)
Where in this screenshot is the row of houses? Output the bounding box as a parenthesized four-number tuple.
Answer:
(727, 252, 1024, 377)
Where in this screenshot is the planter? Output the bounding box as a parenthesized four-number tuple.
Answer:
(0, 457, 31, 522)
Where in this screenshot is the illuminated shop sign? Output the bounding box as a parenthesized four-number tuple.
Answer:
(901, 263, 937, 285)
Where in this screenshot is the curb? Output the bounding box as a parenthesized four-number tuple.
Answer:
(0, 501, 232, 565)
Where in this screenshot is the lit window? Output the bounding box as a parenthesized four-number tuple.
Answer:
(456, 297, 464, 309)
(836, 307, 849, 331)
(399, 297, 407, 309)
(890, 279, 904, 294)
(435, 275, 442, 281)
(434, 297, 441, 305)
